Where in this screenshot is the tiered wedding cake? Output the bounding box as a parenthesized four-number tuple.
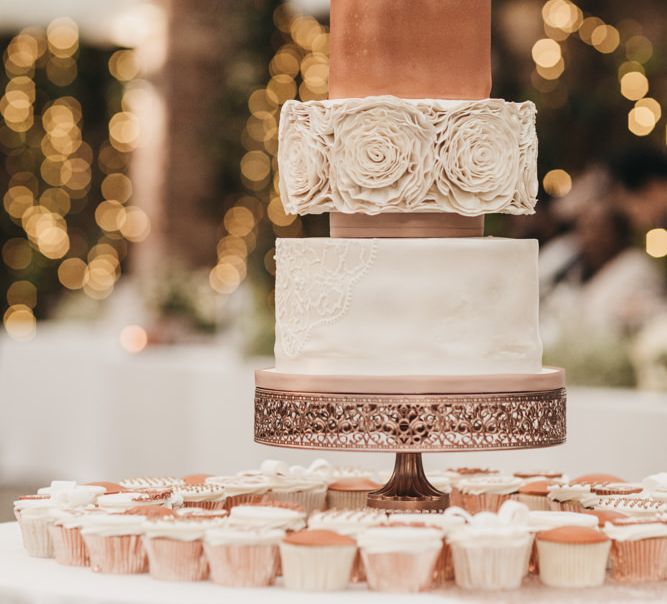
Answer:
(255, 0, 566, 509)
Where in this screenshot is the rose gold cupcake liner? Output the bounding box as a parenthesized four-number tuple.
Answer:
(433, 541, 454, 585)
(518, 494, 551, 512)
(204, 543, 279, 587)
(268, 489, 327, 515)
(326, 490, 370, 511)
(49, 525, 89, 566)
(182, 501, 226, 511)
(223, 493, 267, 511)
(449, 488, 464, 508)
(458, 492, 512, 514)
(610, 537, 667, 582)
(362, 549, 440, 592)
(18, 516, 54, 558)
(144, 537, 208, 581)
(548, 500, 583, 513)
(83, 534, 147, 574)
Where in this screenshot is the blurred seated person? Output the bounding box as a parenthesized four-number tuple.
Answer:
(540, 201, 665, 346)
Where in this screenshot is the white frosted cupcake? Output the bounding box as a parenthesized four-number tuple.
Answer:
(605, 517, 667, 582)
(388, 511, 466, 584)
(451, 475, 522, 514)
(96, 489, 177, 512)
(446, 467, 499, 490)
(17, 505, 59, 558)
(308, 509, 387, 582)
(536, 526, 610, 587)
(173, 484, 227, 510)
(447, 502, 533, 590)
(204, 527, 284, 587)
(280, 529, 357, 591)
(228, 504, 306, 531)
(120, 476, 185, 490)
(424, 471, 453, 494)
(517, 480, 558, 511)
(81, 514, 148, 574)
(358, 527, 443, 592)
(514, 470, 565, 482)
(326, 477, 381, 510)
(205, 475, 270, 509)
(13, 495, 50, 520)
(547, 484, 598, 512)
(143, 518, 226, 581)
(49, 511, 105, 566)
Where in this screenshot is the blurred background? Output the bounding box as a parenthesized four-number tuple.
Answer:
(0, 0, 665, 518)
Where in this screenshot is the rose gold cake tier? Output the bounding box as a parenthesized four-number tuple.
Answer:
(329, 213, 485, 238)
(254, 368, 566, 452)
(329, 0, 492, 100)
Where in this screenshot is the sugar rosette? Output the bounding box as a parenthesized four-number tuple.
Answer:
(278, 101, 332, 214)
(434, 99, 521, 216)
(330, 98, 435, 213)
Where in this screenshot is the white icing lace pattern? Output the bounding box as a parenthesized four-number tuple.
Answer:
(275, 239, 378, 358)
(278, 96, 538, 216)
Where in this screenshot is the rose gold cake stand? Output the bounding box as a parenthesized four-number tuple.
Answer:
(254, 368, 566, 512)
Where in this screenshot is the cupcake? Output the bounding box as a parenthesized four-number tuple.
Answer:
(265, 476, 327, 514)
(96, 489, 176, 512)
(173, 484, 227, 510)
(446, 467, 498, 488)
(594, 496, 667, 517)
(119, 476, 185, 490)
(517, 480, 558, 511)
(228, 504, 306, 532)
(142, 517, 226, 581)
(84, 482, 126, 494)
(49, 511, 102, 566)
(358, 526, 443, 592)
(590, 483, 644, 497)
(205, 475, 270, 509)
(424, 471, 453, 495)
(605, 516, 667, 582)
(547, 483, 598, 512)
(447, 508, 533, 591)
(514, 470, 565, 482)
(451, 475, 522, 513)
(308, 509, 387, 582)
(182, 473, 213, 485)
(280, 529, 357, 591)
(13, 495, 51, 521)
(582, 509, 627, 528)
(204, 527, 284, 587)
(326, 477, 381, 510)
(536, 525, 610, 587)
(388, 511, 466, 584)
(572, 473, 625, 485)
(81, 513, 148, 574)
(16, 505, 58, 558)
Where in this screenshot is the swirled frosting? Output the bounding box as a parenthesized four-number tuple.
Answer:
(456, 475, 523, 495)
(527, 511, 599, 532)
(143, 518, 227, 541)
(307, 510, 387, 536)
(278, 96, 537, 216)
(204, 527, 285, 546)
(357, 526, 444, 554)
(547, 484, 592, 503)
(80, 513, 146, 537)
(604, 519, 667, 541)
(228, 505, 306, 531)
(388, 512, 465, 534)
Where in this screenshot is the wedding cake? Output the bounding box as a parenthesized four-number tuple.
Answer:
(255, 0, 565, 464)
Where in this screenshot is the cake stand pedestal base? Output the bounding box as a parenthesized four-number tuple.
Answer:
(366, 452, 448, 512)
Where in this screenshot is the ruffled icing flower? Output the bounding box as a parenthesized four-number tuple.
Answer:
(278, 101, 332, 214)
(330, 98, 435, 213)
(434, 100, 522, 216)
(512, 103, 539, 213)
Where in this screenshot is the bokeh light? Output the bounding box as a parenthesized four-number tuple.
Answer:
(543, 169, 573, 197)
(120, 324, 148, 353)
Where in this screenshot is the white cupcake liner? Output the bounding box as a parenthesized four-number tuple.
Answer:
(326, 490, 370, 511)
(361, 549, 440, 592)
(268, 488, 326, 515)
(144, 537, 209, 581)
(517, 494, 551, 511)
(280, 543, 356, 591)
(204, 542, 279, 587)
(537, 540, 610, 587)
(450, 538, 532, 590)
(49, 524, 89, 566)
(83, 534, 147, 574)
(18, 515, 54, 558)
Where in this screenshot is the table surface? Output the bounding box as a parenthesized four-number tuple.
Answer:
(1, 523, 666, 604)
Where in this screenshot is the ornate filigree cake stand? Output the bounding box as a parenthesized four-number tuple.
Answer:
(254, 368, 566, 512)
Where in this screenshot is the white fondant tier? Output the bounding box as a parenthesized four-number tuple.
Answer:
(274, 237, 543, 376)
(278, 96, 537, 216)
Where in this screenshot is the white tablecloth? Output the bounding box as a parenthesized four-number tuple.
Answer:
(1, 324, 667, 484)
(1, 522, 666, 603)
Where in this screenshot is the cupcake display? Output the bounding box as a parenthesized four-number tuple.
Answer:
(605, 517, 667, 582)
(358, 526, 444, 592)
(143, 518, 226, 581)
(280, 529, 357, 591)
(204, 527, 284, 587)
(450, 475, 522, 513)
(326, 477, 381, 510)
(536, 526, 610, 587)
